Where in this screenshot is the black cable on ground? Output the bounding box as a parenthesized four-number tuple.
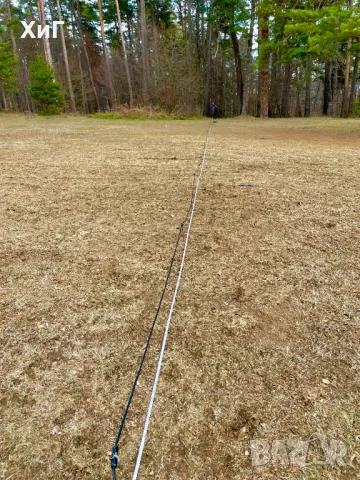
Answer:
(110, 174, 196, 479)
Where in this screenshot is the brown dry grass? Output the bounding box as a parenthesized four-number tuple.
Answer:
(0, 114, 359, 480)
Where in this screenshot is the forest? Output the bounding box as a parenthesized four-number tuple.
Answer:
(0, 0, 359, 117)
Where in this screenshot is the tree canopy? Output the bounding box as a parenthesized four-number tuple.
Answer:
(0, 0, 359, 116)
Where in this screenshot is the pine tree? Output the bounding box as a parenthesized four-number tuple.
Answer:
(0, 39, 18, 94)
(29, 54, 64, 114)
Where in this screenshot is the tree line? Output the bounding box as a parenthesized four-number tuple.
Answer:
(0, 0, 359, 117)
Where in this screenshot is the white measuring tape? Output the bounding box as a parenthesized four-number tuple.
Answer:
(132, 123, 212, 479)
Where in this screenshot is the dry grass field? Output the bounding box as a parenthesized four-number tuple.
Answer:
(0, 114, 359, 480)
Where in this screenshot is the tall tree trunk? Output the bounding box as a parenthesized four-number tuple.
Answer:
(37, 0, 53, 68)
(74, 0, 100, 110)
(186, 0, 193, 73)
(243, 0, 255, 116)
(70, 5, 86, 112)
(115, 0, 133, 105)
(203, 16, 212, 115)
(348, 38, 359, 115)
(126, 13, 134, 58)
(150, 4, 160, 85)
(230, 31, 243, 116)
(323, 59, 331, 115)
(295, 66, 302, 117)
(78, 53, 87, 113)
(304, 56, 312, 117)
(5, 0, 31, 111)
(2, 92, 8, 111)
(248, 0, 255, 61)
(56, 0, 76, 112)
(340, 45, 352, 117)
(98, 0, 115, 106)
(328, 62, 338, 117)
(195, 0, 202, 68)
(243, 0, 256, 115)
(139, 0, 149, 102)
(241, 65, 248, 116)
(269, 52, 278, 117)
(5, 0, 17, 53)
(259, 5, 269, 118)
(341, 0, 353, 118)
(280, 62, 291, 117)
(220, 33, 226, 115)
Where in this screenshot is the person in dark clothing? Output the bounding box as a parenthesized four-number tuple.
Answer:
(210, 101, 217, 121)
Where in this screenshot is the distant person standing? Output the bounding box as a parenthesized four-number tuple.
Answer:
(210, 101, 217, 121)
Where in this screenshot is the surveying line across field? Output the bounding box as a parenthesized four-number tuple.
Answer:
(111, 122, 213, 479)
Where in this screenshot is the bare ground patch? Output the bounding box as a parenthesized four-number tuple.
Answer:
(0, 115, 359, 479)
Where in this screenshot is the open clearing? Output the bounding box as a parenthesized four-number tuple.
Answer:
(0, 114, 359, 480)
